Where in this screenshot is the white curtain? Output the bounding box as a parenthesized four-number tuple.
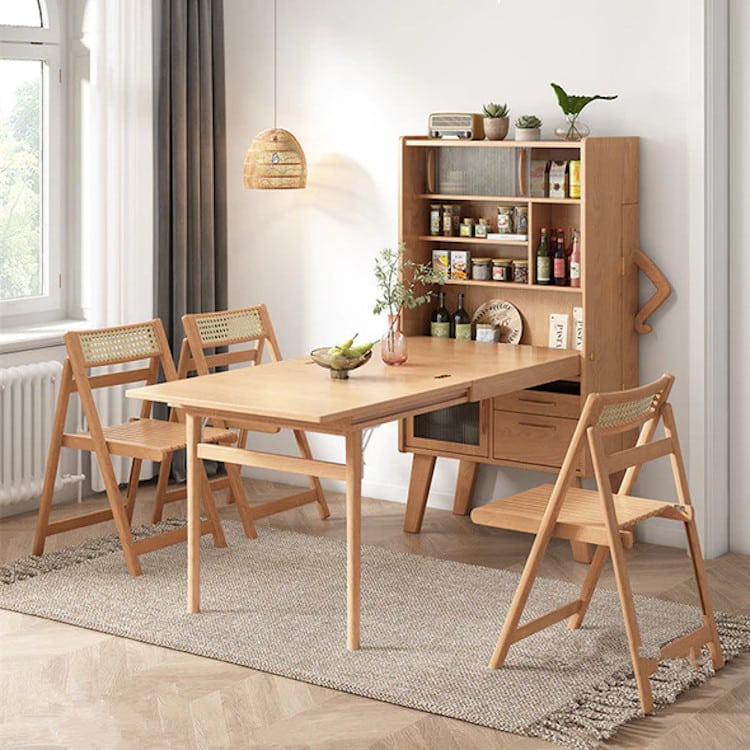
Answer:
(77, 0, 155, 488)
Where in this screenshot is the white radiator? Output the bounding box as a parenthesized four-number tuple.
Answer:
(0, 361, 84, 507)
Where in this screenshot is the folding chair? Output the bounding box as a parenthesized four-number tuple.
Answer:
(471, 374, 724, 714)
(32, 319, 237, 576)
(165, 304, 330, 535)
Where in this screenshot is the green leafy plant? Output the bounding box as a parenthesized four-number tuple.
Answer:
(550, 82, 617, 139)
(515, 114, 542, 129)
(372, 245, 442, 327)
(482, 102, 509, 119)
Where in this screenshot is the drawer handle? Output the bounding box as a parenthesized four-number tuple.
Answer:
(517, 397, 555, 406)
(519, 421, 556, 431)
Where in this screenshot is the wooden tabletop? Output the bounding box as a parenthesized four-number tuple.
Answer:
(127, 338, 580, 430)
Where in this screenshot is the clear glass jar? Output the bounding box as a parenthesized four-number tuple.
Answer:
(512, 259, 529, 284)
(471, 257, 491, 280)
(492, 258, 512, 282)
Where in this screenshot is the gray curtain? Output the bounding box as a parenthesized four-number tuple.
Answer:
(154, 0, 228, 357)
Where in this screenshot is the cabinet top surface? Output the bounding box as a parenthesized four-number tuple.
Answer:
(128, 338, 580, 429)
(403, 135, 638, 149)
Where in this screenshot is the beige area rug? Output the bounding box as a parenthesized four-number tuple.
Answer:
(1, 520, 749, 750)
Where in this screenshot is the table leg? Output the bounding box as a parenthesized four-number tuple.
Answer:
(186, 413, 201, 613)
(403, 453, 436, 533)
(345, 430, 362, 650)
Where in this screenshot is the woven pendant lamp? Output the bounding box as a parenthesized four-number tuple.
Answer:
(243, 128, 307, 189)
(243, 1, 307, 190)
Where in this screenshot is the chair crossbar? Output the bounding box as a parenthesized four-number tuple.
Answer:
(79, 366, 155, 391)
(203, 348, 258, 369)
(606, 437, 673, 474)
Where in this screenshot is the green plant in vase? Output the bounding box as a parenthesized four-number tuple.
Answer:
(372, 245, 442, 365)
(550, 82, 617, 140)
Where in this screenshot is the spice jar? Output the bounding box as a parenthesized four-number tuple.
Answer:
(514, 205, 528, 235)
(429, 204, 443, 236)
(459, 218, 474, 237)
(512, 259, 529, 284)
(492, 258, 512, 282)
(474, 219, 489, 239)
(442, 204, 461, 236)
(471, 257, 491, 280)
(497, 205, 515, 234)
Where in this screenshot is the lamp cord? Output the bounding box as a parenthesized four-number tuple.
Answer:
(273, 0, 277, 129)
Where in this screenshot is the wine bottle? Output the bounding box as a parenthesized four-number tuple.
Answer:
(536, 227, 551, 285)
(430, 290, 451, 338)
(553, 228, 566, 286)
(452, 292, 472, 340)
(569, 230, 581, 288)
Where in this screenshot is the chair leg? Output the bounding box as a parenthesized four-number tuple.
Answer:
(568, 545, 609, 630)
(32, 432, 64, 556)
(98, 466, 143, 576)
(124, 459, 142, 524)
(293, 429, 330, 519)
(684, 518, 724, 671)
(489, 530, 556, 668)
(662, 403, 724, 672)
(199, 462, 227, 548)
(225, 462, 258, 539)
(589, 429, 654, 714)
(32, 363, 72, 556)
(225, 429, 247, 505)
(151, 455, 173, 523)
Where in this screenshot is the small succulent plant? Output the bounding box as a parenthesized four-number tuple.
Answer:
(515, 114, 542, 129)
(482, 102, 509, 118)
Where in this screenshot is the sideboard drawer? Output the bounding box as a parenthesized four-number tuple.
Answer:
(493, 411, 577, 468)
(493, 389, 580, 419)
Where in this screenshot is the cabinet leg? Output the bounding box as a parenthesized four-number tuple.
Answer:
(453, 460, 479, 516)
(404, 454, 436, 533)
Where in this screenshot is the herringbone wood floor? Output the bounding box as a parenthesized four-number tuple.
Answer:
(1, 479, 749, 749)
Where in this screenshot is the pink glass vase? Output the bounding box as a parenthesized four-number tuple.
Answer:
(381, 314, 407, 365)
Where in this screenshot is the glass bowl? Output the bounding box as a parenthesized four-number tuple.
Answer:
(310, 347, 373, 379)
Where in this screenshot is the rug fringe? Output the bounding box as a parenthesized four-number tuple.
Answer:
(0, 518, 186, 585)
(523, 613, 750, 749)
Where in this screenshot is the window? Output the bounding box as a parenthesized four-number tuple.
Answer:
(0, 1, 64, 325)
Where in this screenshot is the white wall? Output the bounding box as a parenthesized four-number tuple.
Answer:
(729, 0, 749, 554)
(223, 0, 710, 547)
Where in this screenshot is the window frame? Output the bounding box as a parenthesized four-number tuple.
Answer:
(0, 0, 66, 326)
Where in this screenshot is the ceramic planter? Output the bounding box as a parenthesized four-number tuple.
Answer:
(483, 117, 509, 141)
(515, 127, 541, 141)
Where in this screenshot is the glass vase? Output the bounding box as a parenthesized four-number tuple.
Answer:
(554, 115, 590, 141)
(381, 314, 407, 365)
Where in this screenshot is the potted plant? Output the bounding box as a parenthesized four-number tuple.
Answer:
(372, 245, 442, 365)
(482, 102, 510, 141)
(550, 82, 618, 140)
(514, 114, 542, 141)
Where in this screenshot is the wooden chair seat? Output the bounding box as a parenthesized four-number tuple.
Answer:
(470, 374, 724, 715)
(62, 420, 236, 460)
(472, 484, 677, 549)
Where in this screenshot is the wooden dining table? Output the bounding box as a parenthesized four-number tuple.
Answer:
(127, 337, 580, 650)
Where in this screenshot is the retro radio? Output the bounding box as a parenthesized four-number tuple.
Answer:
(428, 113, 485, 140)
